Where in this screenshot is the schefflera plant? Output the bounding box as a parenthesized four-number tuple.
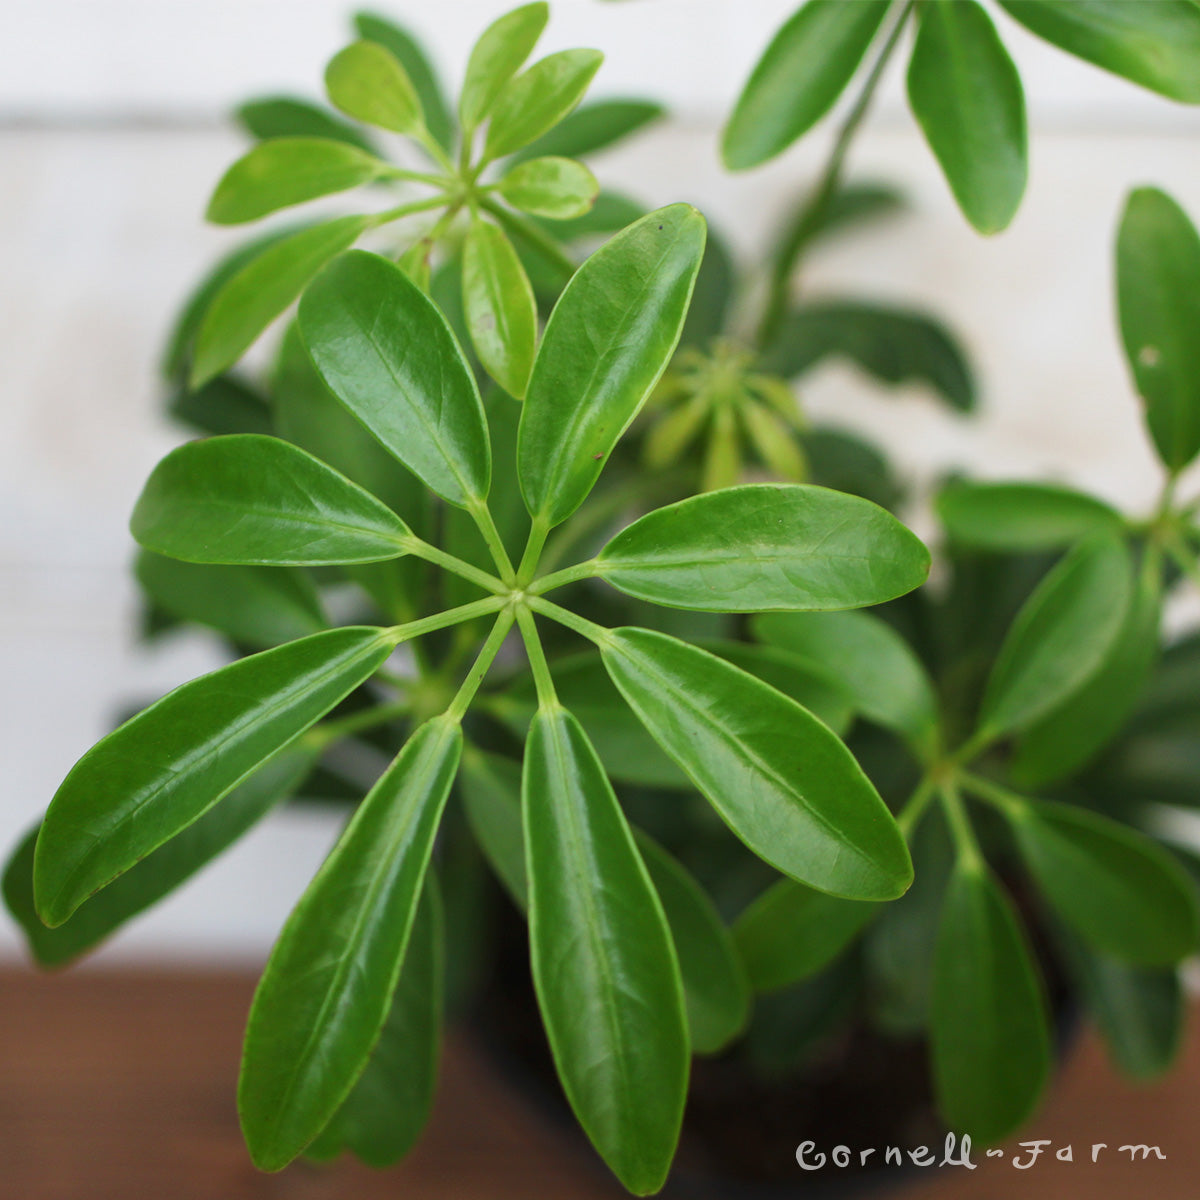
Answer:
(25, 205, 930, 1192)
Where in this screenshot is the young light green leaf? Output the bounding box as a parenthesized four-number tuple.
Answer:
(131, 434, 412, 566)
(524, 708, 687, 1195)
(136, 552, 326, 647)
(978, 534, 1133, 739)
(739, 401, 808, 482)
(1116, 187, 1200, 473)
(518, 205, 706, 525)
(239, 717, 461, 1171)
(931, 864, 1051, 1143)
(997, 1, 1200, 101)
(460, 2, 549, 134)
(498, 156, 599, 219)
(190, 215, 372, 388)
(300, 251, 491, 506)
(907, 0, 1027, 234)
(1010, 800, 1198, 966)
(937, 480, 1124, 551)
(753, 610, 939, 753)
(34, 626, 392, 927)
(325, 40, 424, 135)
(5, 745, 317, 967)
(206, 138, 390, 225)
(511, 98, 664, 163)
(484, 49, 604, 161)
(722, 0, 891, 170)
(462, 217, 538, 399)
(734, 879, 878, 993)
(306, 874, 443, 1167)
(236, 96, 375, 152)
(596, 484, 930, 613)
(601, 628, 913, 900)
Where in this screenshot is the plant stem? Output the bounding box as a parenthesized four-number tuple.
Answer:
(380, 166, 451, 188)
(515, 605, 560, 708)
(939, 781, 984, 871)
(529, 557, 603, 596)
(897, 775, 937, 839)
(756, 0, 915, 349)
(527, 595, 612, 646)
(416, 128, 457, 175)
(315, 698, 413, 745)
(480, 197, 577, 281)
(1165, 537, 1200, 592)
(385, 595, 507, 646)
(404, 535, 508, 594)
(517, 514, 552, 587)
(445, 609, 516, 721)
(466, 499, 517, 583)
(960, 771, 1031, 820)
(369, 193, 453, 227)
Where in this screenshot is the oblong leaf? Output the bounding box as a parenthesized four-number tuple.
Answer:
(34, 626, 393, 926)
(937, 480, 1123, 551)
(600, 628, 913, 900)
(131, 434, 412, 566)
(325, 40, 423, 135)
(722, 0, 890, 169)
(596, 484, 930, 612)
(907, 0, 1027, 234)
(498, 156, 599, 219)
(239, 717, 461, 1171)
(236, 96, 375, 151)
(206, 138, 389, 225)
(931, 864, 1051, 1143)
(523, 707, 687, 1195)
(512, 98, 664, 162)
(460, 2, 549, 134)
(300, 250, 491, 506)
(518, 205, 706, 525)
(1116, 187, 1200, 472)
(460, 749, 530, 907)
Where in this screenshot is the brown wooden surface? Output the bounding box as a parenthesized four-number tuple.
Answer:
(0, 967, 1194, 1199)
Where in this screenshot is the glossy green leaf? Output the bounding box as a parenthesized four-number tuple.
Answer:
(722, 0, 890, 170)
(601, 628, 913, 900)
(235, 97, 375, 152)
(518, 205, 706, 525)
(1010, 800, 1198, 965)
(206, 138, 390, 225)
(5, 745, 317, 967)
(978, 535, 1133, 738)
(907, 0, 1027, 234)
(462, 217, 538, 399)
(307, 874, 443, 1166)
(484, 49, 604, 161)
(498, 156, 599, 220)
(512, 98, 664, 162)
(596, 484, 930, 613)
(34, 626, 392, 927)
(460, 2, 549, 134)
(937, 480, 1124, 551)
(753, 610, 939, 753)
(131, 434, 411, 566)
(325, 40, 424, 135)
(523, 707, 687, 1195)
(300, 250, 491, 506)
(239, 717, 461, 1171)
(190, 215, 372, 388)
(997, 1, 1200, 101)
(734, 879, 877, 993)
(1116, 187, 1200, 472)
(930, 864, 1051, 1143)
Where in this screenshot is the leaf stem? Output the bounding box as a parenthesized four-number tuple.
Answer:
(897, 775, 937, 840)
(445, 609, 516, 721)
(480, 197, 577, 282)
(939, 781, 984, 871)
(515, 606, 559, 708)
(1165, 537, 1200, 593)
(369, 193, 453, 227)
(314, 698, 412, 746)
(404, 535, 508, 594)
(416, 127, 457, 175)
(528, 557, 603, 596)
(386, 595, 507, 646)
(466, 499, 518, 584)
(516, 513, 552, 587)
(380, 166, 451, 188)
(527, 595, 612, 646)
(960, 771, 1031, 820)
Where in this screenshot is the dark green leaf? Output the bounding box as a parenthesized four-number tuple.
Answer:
(498, 156, 599, 220)
(535, 189, 646, 241)
(460, 2, 549, 134)
(511, 98, 664, 162)
(235, 97, 375, 152)
(460, 749, 529, 907)
(168, 375, 274, 437)
(677, 231, 735, 350)
(325, 40, 424, 135)
(802, 425, 904, 511)
(937, 480, 1124, 550)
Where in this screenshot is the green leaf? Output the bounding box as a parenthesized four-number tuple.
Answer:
(930, 864, 1051, 1143)
(753, 610, 939, 753)
(511, 98, 664, 162)
(1009, 800, 1198, 966)
(484, 49, 604, 161)
(460, 2, 549, 134)
(722, 0, 890, 170)
(907, 0, 1027, 234)
(169, 375, 274, 437)
(937, 481, 1124, 551)
(678, 231, 735, 350)
(4, 745, 317, 967)
(206, 138, 390, 225)
(978, 534, 1133, 738)
(601, 628, 913, 900)
(462, 217, 538, 399)
(235, 96, 375, 152)
(803, 425, 904, 511)
(190, 215, 372, 388)
(1116, 187, 1200, 472)
(131, 434, 412, 566)
(354, 11, 454, 150)
(300, 250, 491, 507)
(523, 707, 687, 1195)
(307, 874, 443, 1166)
(596, 484, 930, 612)
(997, 1, 1200, 102)
(460, 749, 530, 907)
(518, 205, 706, 525)
(325, 40, 424, 135)
(34, 626, 392, 927)
(498, 156, 599, 220)
(734, 879, 877, 993)
(739, 400, 808, 482)
(136, 552, 326, 647)
(239, 717, 461, 1171)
